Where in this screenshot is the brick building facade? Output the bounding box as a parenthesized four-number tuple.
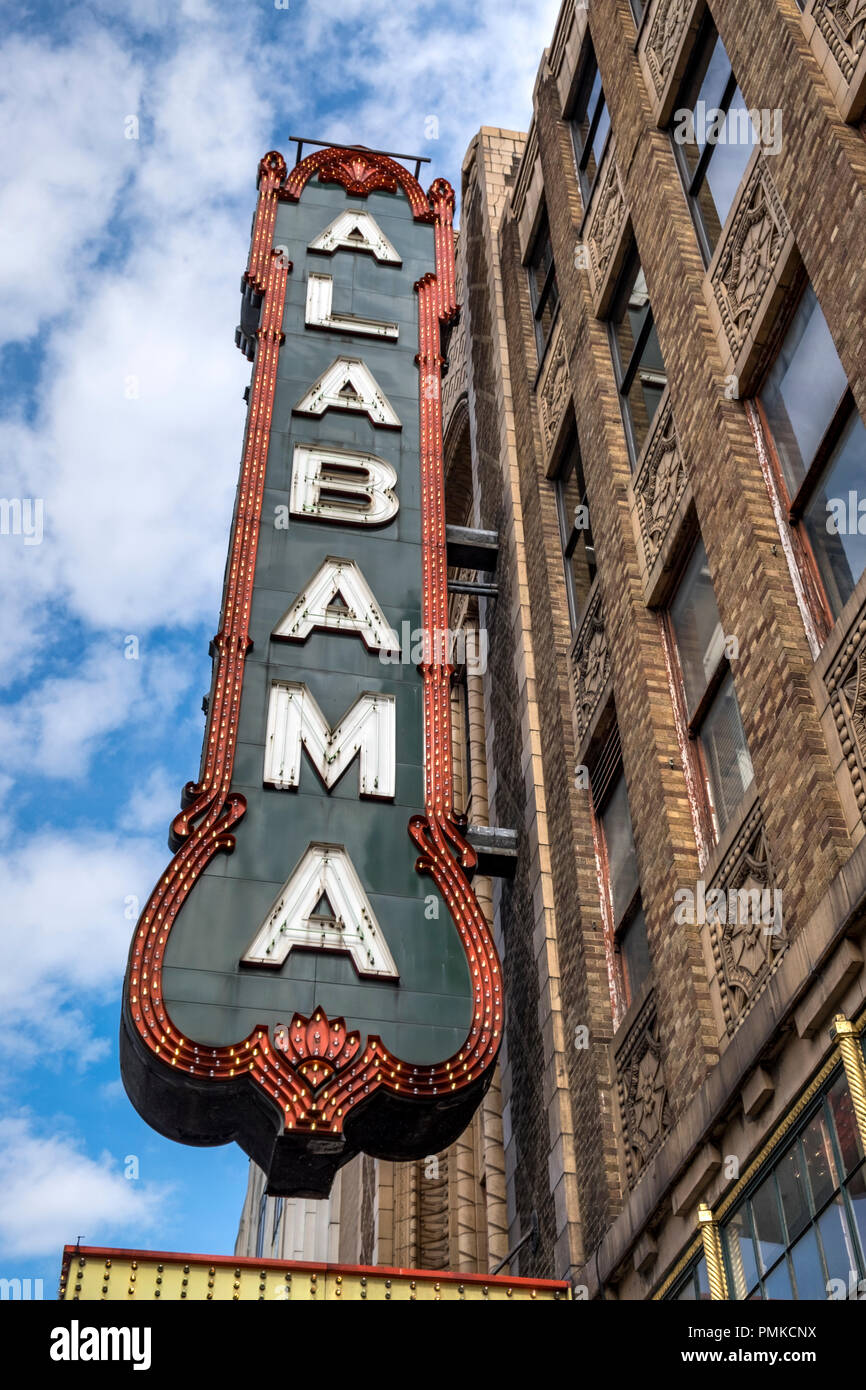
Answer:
(239, 0, 866, 1299)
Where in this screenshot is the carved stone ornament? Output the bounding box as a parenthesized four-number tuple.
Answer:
(812, 0, 866, 82)
(705, 803, 786, 1035)
(616, 991, 672, 1185)
(825, 600, 866, 825)
(634, 391, 687, 569)
(644, 0, 693, 96)
(585, 151, 627, 297)
(572, 583, 609, 739)
(537, 322, 569, 457)
(711, 158, 790, 358)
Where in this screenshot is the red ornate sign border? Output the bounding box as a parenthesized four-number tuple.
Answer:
(122, 149, 502, 1164)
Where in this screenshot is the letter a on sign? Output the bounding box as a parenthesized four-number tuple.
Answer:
(293, 357, 402, 428)
(242, 844, 399, 978)
(308, 209, 402, 264)
(272, 556, 400, 652)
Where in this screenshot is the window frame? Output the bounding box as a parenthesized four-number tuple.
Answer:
(721, 1067, 866, 1300)
(665, 1252, 710, 1301)
(271, 1195, 284, 1257)
(608, 245, 668, 468)
(527, 209, 560, 366)
(592, 754, 650, 1014)
(255, 1190, 268, 1259)
(669, 15, 750, 265)
(663, 536, 753, 843)
(554, 431, 597, 630)
(570, 43, 612, 209)
(754, 280, 863, 642)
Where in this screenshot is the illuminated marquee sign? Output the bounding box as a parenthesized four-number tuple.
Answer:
(120, 147, 503, 1195)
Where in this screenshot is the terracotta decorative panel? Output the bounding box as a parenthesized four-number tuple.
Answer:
(805, 0, 866, 120)
(632, 391, 691, 586)
(583, 142, 630, 316)
(571, 581, 610, 741)
(706, 153, 798, 394)
(615, 991, 672, 1187)
(702, 801, 786, 1038)
(536, 320, 570, 460)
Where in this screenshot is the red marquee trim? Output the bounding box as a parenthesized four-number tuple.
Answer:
(283, 145, 435, 222)
(123, 150, 501, 1142)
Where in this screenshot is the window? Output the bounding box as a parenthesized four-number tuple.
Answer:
(527, 211, 560, 364)
(671, 18, 757, 260)
(570, 44, 611, 206)
(666, 1254, 710, 1300)
(629, 0, 646, 25)
(667, 539, 753, 837)
(555, 433, 596, 628)
(723, 1069, 866, 1299)
(593, 738, 651, 1012)
(609, 248, 668, 464)
(272, 1196, 284, 1257)
(255, 1190, 268, 1259)
(757, 282, 866, 629)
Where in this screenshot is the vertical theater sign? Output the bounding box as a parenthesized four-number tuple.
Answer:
(120, 147, 503, 1195)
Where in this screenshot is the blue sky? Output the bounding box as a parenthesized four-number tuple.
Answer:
(0, 0, 560, 1296)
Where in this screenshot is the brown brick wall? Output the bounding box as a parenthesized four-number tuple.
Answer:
(454, 0, 866, 1295)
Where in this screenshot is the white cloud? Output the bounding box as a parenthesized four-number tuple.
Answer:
(0, 30, 142, 347)
(0, 829, 165, 1065)
(120, 765, 181, 834)
(0, 0, 559, 1113)
(0, 645, 192, 781)
(0, 1112, 169, 1257)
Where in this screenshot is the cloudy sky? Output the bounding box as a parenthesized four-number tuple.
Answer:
(0, 0, 561, 1294)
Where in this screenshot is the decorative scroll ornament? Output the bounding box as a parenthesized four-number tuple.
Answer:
(826, 598, 866, 825)
(644, 0, 693, 96)
(537, 322, 569, 457)
(634, 392, 687, 568)
(813, 0, 866, 82)
(572, 583, 609, 738)
(616, 991, 672, 1185)
(711, 159, 789, 357)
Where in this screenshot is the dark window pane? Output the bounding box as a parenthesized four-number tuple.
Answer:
(696, 1255, 710, 1300)
(589, 100, 611, 179)
(700, 87, 755, 230)
(725, 1205, 760, 1299)
(790, 1226, 827, 1300)
(802, 407, 866, 619)
(556, 448, 596, 627)
(676, 1276, 696, 1300)
(803, 1107, 841, 1211)
(760, 285, 849, 497)
(847, 1165, 866, 1271)
(624, 320, 666, 458)
(777, 1142, 811, 1244)
(751, 1176, 786, 1273)
(701, 670, 754, 831)
(573, 57, 610, 198)
(817, 1195, 860, 1289)
(763, 1258, 793, 1299)
(621, 904, 650, 998)
(610, 256, 667, 461)
(600, 771, 639, 925)
(828, 1072, 864, 1177)
(669, 540, 725, 716)
(678, 33, 731, 175)
(613, 261, 649, 377)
